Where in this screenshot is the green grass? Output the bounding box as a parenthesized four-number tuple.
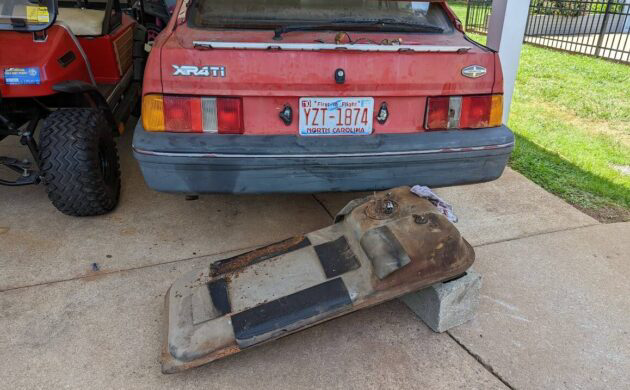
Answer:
(448, 2, 469, 23)
(509, 47, 630, 220)
(449, 2, 630, 221)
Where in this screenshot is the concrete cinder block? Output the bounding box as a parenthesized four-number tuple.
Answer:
(400, 268, 481, 333)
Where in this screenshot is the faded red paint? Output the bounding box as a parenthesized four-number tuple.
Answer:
(144, 0, 503, 135)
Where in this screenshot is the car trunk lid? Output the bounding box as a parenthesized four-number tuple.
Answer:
(156, 26, 498, 134)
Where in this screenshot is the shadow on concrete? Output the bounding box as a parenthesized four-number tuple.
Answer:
(509, 133, 629, 222)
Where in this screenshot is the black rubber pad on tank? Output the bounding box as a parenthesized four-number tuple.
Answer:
(207, 278, 231, 315)
(231, 278, 352, 348)
(314, 236, 360, 279)
(210, 236, 311, 276)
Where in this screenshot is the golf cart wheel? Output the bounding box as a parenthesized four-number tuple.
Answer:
(39, 108, 121, 216)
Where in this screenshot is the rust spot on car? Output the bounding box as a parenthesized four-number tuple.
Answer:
(0, 227, 9, 234)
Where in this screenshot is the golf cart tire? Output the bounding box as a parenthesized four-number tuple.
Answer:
(39, 108, 121, 217)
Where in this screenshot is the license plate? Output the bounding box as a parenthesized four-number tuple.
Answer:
(299, 97, 374, 136)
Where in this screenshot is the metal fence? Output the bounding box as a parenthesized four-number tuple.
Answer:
(465, 0, 630, 63)
(464, 0, 493, 34)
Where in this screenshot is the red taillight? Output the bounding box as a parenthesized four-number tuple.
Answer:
(163, 96, 202, 132)
(426, 97, 451, 130)
(144, 95, 243, 134)
(217, 98, 244, 134)
(425, 95, 503, 130)
(460, 95, 492, 129)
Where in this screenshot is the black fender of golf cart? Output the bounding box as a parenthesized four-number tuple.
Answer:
(52, 81, 120, 135)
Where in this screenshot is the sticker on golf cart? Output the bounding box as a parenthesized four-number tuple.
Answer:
(299, 97, 374, 136)
(26, 6, 50, 23)
(4, 68, 41, 85)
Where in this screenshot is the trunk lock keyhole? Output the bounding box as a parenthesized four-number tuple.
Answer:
(335, 69, 345, 84)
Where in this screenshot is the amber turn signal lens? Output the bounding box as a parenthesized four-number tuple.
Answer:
(142, 94, 165, 132)
(489, 95, 503, 127)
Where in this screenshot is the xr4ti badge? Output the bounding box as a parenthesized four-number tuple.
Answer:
(172, 65, 226, 77)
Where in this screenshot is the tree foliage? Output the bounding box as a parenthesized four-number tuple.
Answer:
(530, 0, 624, 17)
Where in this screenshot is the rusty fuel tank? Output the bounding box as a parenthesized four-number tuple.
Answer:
(161, 187, 474, 373)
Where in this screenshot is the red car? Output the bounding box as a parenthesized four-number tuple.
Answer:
(133, 0, 514, 193)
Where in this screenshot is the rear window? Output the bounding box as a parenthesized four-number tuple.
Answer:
(189, 0, 453, 33)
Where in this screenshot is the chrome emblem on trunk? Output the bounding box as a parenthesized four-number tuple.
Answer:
(462, 65, 487, 78)
(172, 65, 226, 77)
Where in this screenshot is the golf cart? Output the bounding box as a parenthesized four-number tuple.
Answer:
(0, 0, 146, 216)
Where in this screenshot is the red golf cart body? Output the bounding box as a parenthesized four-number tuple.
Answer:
(0, 2, 138, 98)
(0, 1, 146, 216)
(133, 0, 514, 193)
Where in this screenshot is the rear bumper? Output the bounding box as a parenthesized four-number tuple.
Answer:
(132, 122, 514, 193)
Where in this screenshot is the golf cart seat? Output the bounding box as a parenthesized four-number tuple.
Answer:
(57, 7, 105, 36)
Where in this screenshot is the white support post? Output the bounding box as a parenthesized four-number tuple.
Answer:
(623, 0, 630, 33)
(486, 0, 532, 124)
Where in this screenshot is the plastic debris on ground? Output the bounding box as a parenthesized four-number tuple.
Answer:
(410, 185, 458, 223)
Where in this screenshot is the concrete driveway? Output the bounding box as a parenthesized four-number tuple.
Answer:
(1, 127, 628, 389)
